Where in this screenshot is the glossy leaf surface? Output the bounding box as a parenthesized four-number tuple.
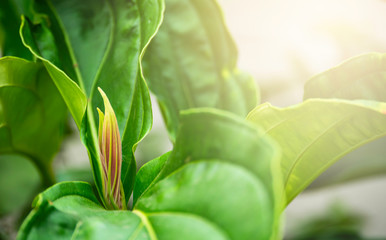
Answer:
(19, 0, 164, 203)
(135, 109, 282, 239)
(0, 57, 66, 185)
(247, 99, 386, 204)
(19, 173, 269, 240)
(136, 161, 271, 240)
(143, 0, 258, 141)
(17, 182, 147, 240)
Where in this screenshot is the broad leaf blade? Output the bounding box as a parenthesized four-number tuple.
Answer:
(143, 0, 258, 141)
(19, 181, 230, 240)
(18, 181, 148, 240)
(303, 52, 386, 189)
(135, 161, 272, 240)
(0, 57, 67, 185)
(304, 52, 386, 102)
(247, 99, 386, 204)
(135, 109, 283, 239)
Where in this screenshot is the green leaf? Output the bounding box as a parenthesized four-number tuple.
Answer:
(0, 0, 32, 59)
(143, 0, 258, 141)
(247, 99, 386, 204)
(19, 181, 233, 239)
(304, 53, 386, 102)
(20, 16, 87, 129)
(308, 136, 386, 189)
(0, 56, 67, 185)
(135, 161, 272, 240)
(303, 52, 386, 189)
(133, 152, 170, 206)
(19, 0, 165, 204)
(135, 109, 282, 239)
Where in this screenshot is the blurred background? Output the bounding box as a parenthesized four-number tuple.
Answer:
(1, 0, 386, 239)
(217, 0, 386, 239)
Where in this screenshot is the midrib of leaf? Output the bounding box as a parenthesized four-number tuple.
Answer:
(133, 210, 158, 240)
(283, 115, 350, 189)
(127, 222, 145, 240)
(288, 128, 386, 203)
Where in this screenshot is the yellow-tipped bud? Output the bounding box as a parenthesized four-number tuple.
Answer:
(97, 87, 125, 210)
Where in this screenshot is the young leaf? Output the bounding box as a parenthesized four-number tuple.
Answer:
(143, 0, 258, 141)
(0, 57, 67, 186)
(20, 0, 165, 204)
(133, 151, 170, 205)
(247, 99, 386, 204)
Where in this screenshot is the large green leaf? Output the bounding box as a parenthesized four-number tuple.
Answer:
(304, 53, 386, 102)
(19, 177, 265, 240)
(0, 0, 32, 59)
(0, 57, 66, 185)
(135, 161, 271, 240)
(17, 181, 147, 240)
(134, 109, 283, 239)
(19, 0, 164, 204)
(143, 0, 258, 141)
(303, 52, 386, 188)
(247, 99, 386, 204)
(308, 136, 386, 189)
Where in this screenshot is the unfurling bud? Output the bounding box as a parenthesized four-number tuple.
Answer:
(97, 87, 125, 210)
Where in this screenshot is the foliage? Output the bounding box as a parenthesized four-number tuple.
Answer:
(0, 0, 385, 239)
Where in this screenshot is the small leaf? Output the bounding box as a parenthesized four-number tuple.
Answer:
(247, 99, 386, 204)
(133, 152, 170, 206)
(143, 0, 258, 141)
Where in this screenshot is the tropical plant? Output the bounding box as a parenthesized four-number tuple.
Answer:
(0, 0, 385, 239)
